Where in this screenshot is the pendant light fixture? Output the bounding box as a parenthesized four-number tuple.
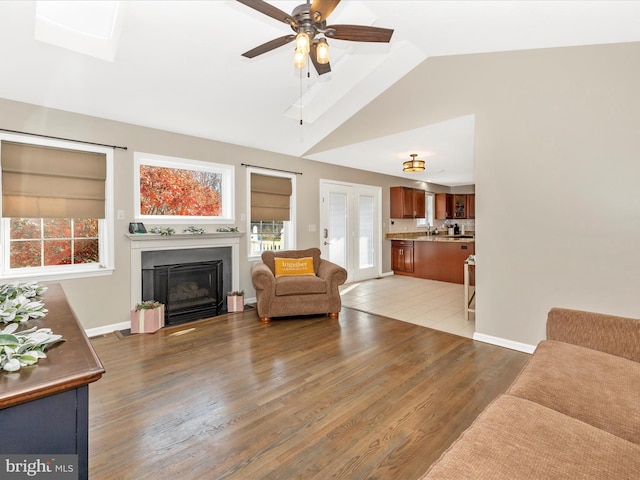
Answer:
(403, 154, 425, 172)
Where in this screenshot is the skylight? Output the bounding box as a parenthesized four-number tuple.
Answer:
(34, 1, 124, 62)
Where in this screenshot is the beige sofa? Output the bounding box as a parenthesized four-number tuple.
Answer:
(251, 248, 347, 323)
(420, 307, 640, 479)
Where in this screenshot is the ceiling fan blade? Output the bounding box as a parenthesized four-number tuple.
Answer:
(241, 35, 295, 58)
(236, 0, 295, 26)
(310, 43, 331, 75)
(326, 24, 394, 43)
(310, 0, 340, 23)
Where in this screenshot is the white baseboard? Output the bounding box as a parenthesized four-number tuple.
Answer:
(472, 332, 536, 354)
(85, 302, 261, 337)
(85, 321, 130, 338)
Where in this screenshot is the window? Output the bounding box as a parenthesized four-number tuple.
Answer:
(0, 133, 114, 281)
(247, 168, 296, 258)
(134, 152, 234, 223)
(417, 192, 435, 229)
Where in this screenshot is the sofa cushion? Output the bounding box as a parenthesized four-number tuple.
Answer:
(275, 275, 327, 296)
(274, 256, 315, 277)
(508, 340, 640, 444)
(419, 395, 640, 480)
(262, 248, 321, 276)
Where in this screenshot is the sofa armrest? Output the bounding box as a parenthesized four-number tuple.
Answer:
(317, 259, 348, 289)
(251, 262, 276, 293)
(547, 307, 640, 362)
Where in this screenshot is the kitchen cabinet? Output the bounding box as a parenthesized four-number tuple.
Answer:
(391, 240, 414, 275)
(435, 193, 454, 219)
(390, 187, 425, 218)
(436, 193, 475, 220)
(466, 194, 475, 219)
(413, 241, 475, 284)
(454, 194, 467, 219)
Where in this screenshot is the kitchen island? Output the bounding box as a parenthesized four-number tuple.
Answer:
(388, 233, 475, 284)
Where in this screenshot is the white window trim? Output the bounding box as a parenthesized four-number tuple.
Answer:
(417, 191, 435, 229)
(246, 167, 296, 260)
(134, 152, 235, 224)
(0, 132, 114, 282)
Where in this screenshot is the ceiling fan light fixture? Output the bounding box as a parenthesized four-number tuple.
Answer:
(403, 154, 425, 172)
(293, 47, 307, 69)
(316, 37, 330, 64)
(295, 32, 310, 55)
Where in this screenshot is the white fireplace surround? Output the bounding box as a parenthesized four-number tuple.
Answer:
(127, 232, 244, 309)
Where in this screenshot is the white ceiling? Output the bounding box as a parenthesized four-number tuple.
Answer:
(1, 1, 640, 186)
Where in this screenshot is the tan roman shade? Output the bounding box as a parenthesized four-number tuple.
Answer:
(1, 141, 107, 218)
(251, 173, 292, 221)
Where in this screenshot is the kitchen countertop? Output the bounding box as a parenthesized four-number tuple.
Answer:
(387, 232, 475, 243)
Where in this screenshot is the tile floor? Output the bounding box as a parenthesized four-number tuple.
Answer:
(340, 274, 475, 338)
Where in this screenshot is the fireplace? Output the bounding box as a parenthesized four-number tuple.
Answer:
(146, 260, 223, 326)
(128, 231, 243, 328)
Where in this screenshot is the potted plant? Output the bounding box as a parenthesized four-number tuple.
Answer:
(227, 290, 244, 313)
(131, 300, 165, 334)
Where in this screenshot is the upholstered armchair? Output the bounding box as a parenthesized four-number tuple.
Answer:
(251, 247, 348, 323)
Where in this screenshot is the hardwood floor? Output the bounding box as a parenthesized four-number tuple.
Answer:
(88, 307, 529, 480)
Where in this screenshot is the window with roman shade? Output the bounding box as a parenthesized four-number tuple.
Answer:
(1, 141, 106, 218)
(248, 170, 296, 257)
(250, 173, 292, 221)
(0, 134, 114, 281)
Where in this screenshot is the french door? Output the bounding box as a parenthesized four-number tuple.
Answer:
(319, 180, 381, 282)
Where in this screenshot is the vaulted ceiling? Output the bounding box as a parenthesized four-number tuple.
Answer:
(1, 1, 639, 186)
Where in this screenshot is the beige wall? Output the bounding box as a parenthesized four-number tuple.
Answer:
(4, 41, 638, 344)
(314, 41, 640, 346)
(0, 98, 441, 330)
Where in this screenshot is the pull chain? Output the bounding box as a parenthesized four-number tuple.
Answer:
(299, 57, 312, 125)
(299, 64, 303, 125)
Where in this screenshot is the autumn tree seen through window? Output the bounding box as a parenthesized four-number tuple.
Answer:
(139, 165, 222, 216)
(135, 153, 234, 222)
(9, 218, 99, 269)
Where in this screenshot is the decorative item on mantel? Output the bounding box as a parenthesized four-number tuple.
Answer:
(149, 227, 175, 236)
(226, 291, 244, 313)
(183, 226, 206, 234)
(216, 226, 239, 232)
(131, 300, 165, 334)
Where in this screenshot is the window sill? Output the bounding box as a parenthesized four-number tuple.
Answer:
(0, 267, 115, 283)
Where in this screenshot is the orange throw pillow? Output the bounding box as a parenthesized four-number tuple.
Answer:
(274, 257, 316, 277)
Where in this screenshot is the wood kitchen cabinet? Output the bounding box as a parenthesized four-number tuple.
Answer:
(435, 193, 454, 219)
(391, 240, 414, 275)
(413, 241, 475, 284)
(436, 193, 475, 220)
(390, 187, 425, 218)
(466, 194, 475, 219)
(454, 194, 467, 219)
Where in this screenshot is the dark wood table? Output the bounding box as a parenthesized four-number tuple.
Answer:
(0, 283, 105, 479)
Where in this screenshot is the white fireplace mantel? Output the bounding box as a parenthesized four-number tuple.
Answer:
(127, 232, 244, 309)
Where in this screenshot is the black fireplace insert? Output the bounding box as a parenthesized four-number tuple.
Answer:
(148, 260, 223, 326)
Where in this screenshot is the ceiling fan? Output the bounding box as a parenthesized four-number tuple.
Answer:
(237, 0, 394, 75)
